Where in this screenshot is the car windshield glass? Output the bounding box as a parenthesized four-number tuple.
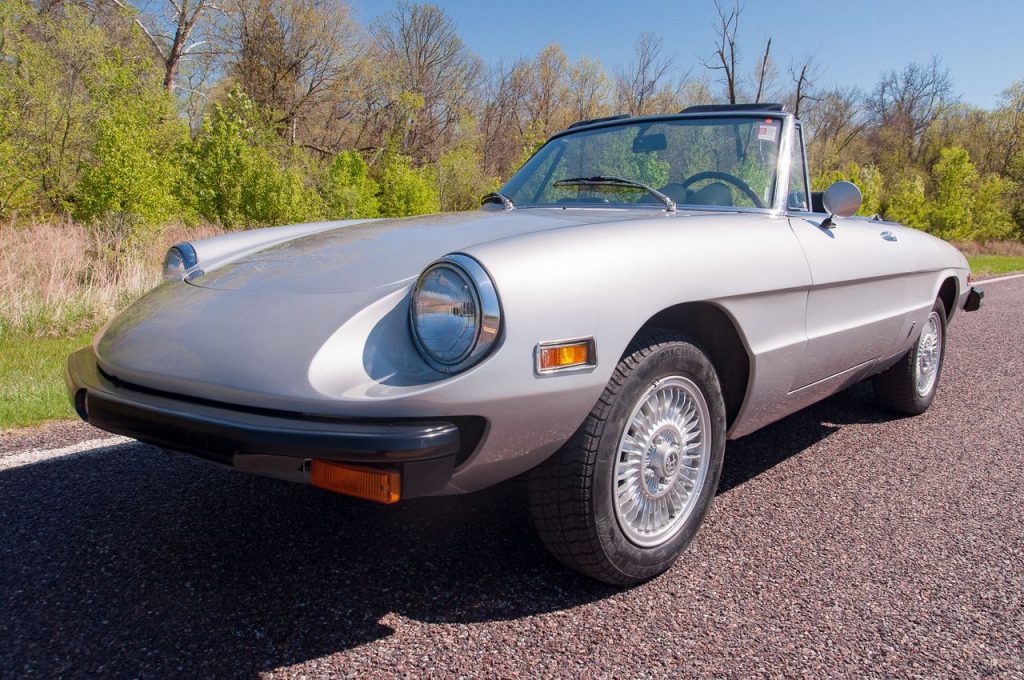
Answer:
(501, 116, 782, 210)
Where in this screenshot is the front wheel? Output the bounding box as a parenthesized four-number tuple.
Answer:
(873, 299, 947, 415)
(527, 330, 726, 585)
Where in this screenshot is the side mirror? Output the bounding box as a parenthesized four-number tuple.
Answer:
(820, 181, 862, 228)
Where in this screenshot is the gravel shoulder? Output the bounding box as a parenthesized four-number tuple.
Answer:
(1, 278, 1022, 678)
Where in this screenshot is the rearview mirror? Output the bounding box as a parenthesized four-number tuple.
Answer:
(822, 181, 862, 219)
(633, 134, 667, 153)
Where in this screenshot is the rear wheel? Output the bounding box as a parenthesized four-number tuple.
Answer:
(527, 330, 726, 585)
(873, 298, 947, 415)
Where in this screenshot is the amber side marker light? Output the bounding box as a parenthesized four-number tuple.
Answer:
(311, 460, 401, 504)
(536, 338, 597, 374)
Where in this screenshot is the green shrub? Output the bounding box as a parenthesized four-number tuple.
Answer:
(0, 2, 39, 217)
(883, 173, 930, 229)
(815, 163, 884, 216)
(322, 151, 379, 219)
(969, 174, 1018, 241)
(181, 88, 321, 228)
(436, 146, 498, 212)
(74, 97, 186, 229)
(375, 152, 439, 217)
(929, 146, 977, 239)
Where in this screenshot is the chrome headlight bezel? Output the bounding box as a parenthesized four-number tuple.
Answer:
(410, 253, 501, 374)
(162, 242, 201, 281)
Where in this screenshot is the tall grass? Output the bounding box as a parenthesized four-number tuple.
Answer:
(950, 240, 1024, 257)
(0, 219, 221, 337)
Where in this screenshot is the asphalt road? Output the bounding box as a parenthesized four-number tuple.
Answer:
(2, 277, 1023, 678)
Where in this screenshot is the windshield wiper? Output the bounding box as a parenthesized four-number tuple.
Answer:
(481, 191, 514, 210)
(553, 176, 676, 212)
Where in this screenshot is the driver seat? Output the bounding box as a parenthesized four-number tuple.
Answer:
(686, 182, 733, 207)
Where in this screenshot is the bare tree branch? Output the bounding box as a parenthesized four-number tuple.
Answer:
(105, 0, 168, 62)
(789, 56, 823, 118)
(867, 56, 955, 164)
(702, 0, 740, 104)
(753, 37, 771, 104)
(616, 32, 676, 116)
(103, 0, 216, 93)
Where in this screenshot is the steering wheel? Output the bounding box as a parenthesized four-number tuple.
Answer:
(677, 171, 765, 208)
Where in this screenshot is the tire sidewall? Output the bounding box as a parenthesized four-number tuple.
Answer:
(912, 300, 948, 411)
(591, 340, 727, 581)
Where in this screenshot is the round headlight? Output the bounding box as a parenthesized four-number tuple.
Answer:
(162, 243, 200, 281)
(410, 254, 501, 373)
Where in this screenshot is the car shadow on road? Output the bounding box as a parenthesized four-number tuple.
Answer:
(717, 382, 897, 494)
(0, 383, 896, 677)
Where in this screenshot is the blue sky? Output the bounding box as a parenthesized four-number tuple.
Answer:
(351, 0, 1024, 108)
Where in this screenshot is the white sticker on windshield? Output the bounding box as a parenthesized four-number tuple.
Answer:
(757, 120, 778, 143)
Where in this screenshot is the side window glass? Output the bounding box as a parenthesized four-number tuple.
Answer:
(788, 129, 809, 212)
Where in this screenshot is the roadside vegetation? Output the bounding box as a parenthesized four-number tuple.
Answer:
(1, 0, 1023, 428)
(0, 333, 92, 429)
(956, 241, 1024, 277)
(965, 256, 1024, 277)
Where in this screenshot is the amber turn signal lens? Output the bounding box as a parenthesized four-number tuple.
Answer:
(310, 460, 400, 504)
(537, 339, 594, 373)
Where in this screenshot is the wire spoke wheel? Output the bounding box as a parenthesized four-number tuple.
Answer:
(873, 298, 947, 417)
(528, 331, 726, 584)
(914, 311, 942, 397)
(613, 375, 712, 548)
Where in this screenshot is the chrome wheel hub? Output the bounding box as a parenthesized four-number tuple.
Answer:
(645, 428, 682, 496)
(613, 376, 711, 548)
(914, 312, 942, 397)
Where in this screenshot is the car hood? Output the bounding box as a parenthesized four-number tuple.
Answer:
(93, 208, 666, 403)
(189, 209, 621, 294)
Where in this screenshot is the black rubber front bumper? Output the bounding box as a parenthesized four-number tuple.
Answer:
(964, 286, 984, 312)
(65, 347, 481, 497)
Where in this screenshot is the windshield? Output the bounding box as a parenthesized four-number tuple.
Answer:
(501, 116, 782, 210)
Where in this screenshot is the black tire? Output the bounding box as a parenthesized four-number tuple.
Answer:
(527, 329, 727, 585)
(873, 298, 947, 415)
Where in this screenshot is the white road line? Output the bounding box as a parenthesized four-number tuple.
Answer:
(0, 435, 131, 471)
(978, 272, 1024, 285)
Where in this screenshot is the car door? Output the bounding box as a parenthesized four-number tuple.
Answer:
(784, 129, 910, 391)
(787, 215, 910, 390)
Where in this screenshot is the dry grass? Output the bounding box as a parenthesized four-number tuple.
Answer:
(0, 219, 221, 337)
(950, 240, 1024, 257)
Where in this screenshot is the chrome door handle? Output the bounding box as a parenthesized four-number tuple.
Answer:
(880, 231, 898, 242)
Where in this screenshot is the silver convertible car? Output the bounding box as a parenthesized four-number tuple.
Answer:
(67, 103, 983, 585)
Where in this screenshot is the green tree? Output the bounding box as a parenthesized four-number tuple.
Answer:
(181, 88, 320, 227)
(1005, 150, 1024, 230)
(436, 145, 498, 212)
(929, 146, 977, 239)
(74, 93, 187, 229)
(321, 151, 379, 219)
(0, 1, 43, 216)
(375, 151, 439, 217)
(0, 1, 167, 217)
(883, 172, 929, 229)
(814, 162, 884, 216)
(971, 174, 1018, 240)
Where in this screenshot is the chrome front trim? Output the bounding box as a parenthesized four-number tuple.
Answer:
(410, 253, 502, 375)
